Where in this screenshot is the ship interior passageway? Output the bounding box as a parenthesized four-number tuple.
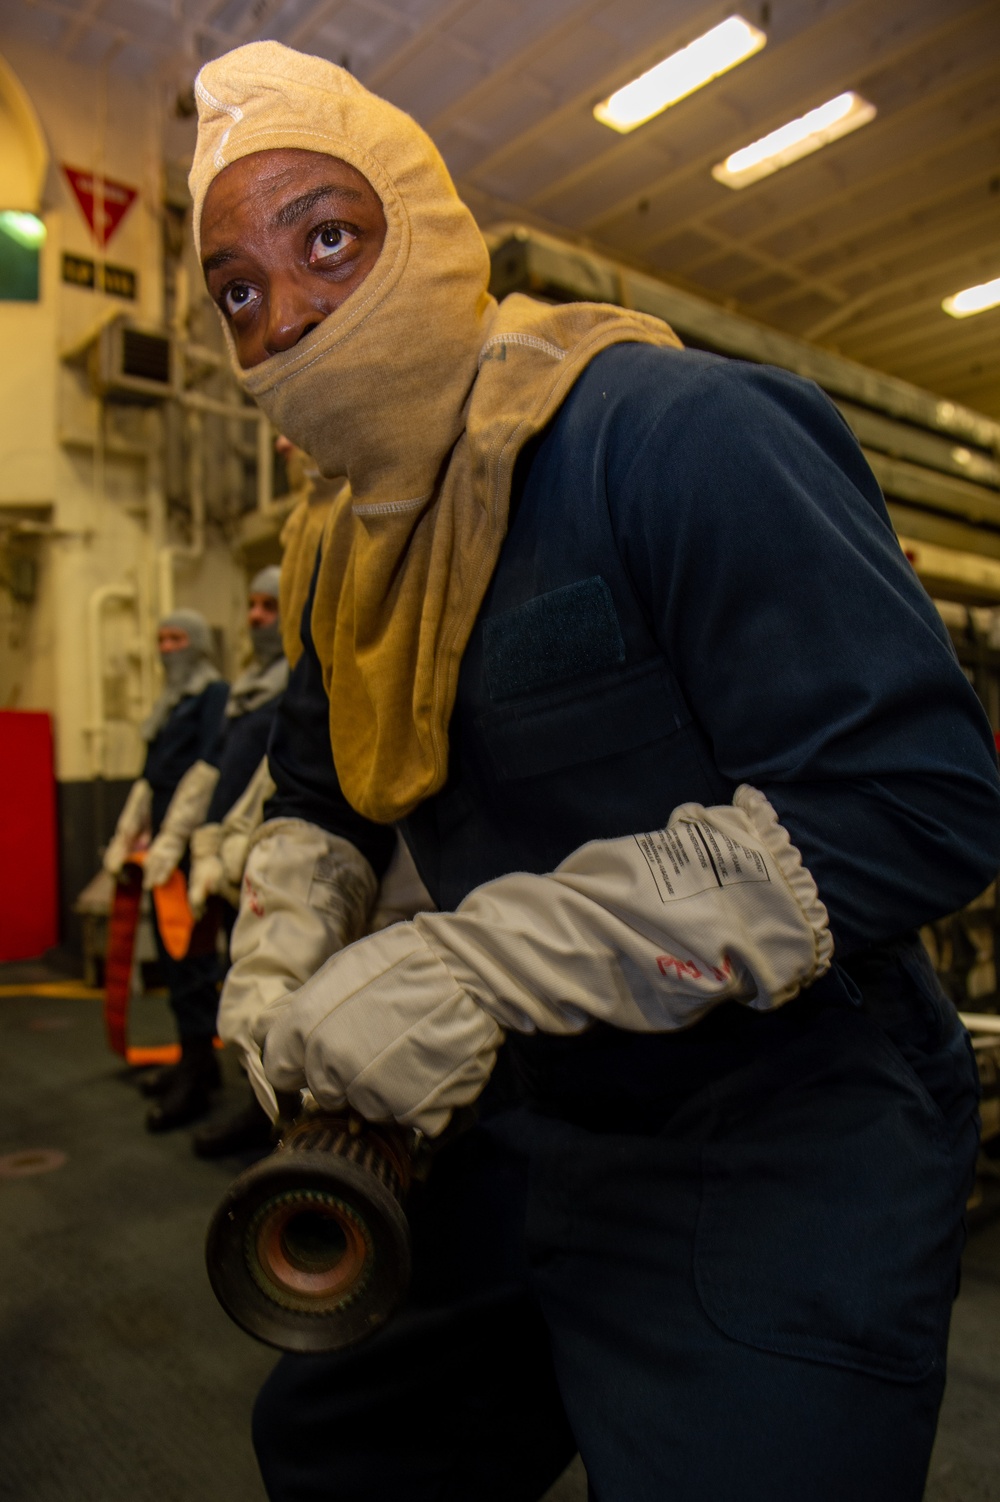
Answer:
(2, 0, 1000, 1497)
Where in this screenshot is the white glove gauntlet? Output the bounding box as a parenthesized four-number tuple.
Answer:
(260, 787, 831, 1136)
(188, 757, 278, 917)
(219, 817, 377, 1104)
(103, 778, 152, 876)
(419, 784, 833, 1034)
(220, 756, 276, 888)
(259, 924, 502, 1137)
(188, 822, 229, 918)
(143, 759, 220, 891)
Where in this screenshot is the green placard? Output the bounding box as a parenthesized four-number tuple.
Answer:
(0, 211, 44, 301)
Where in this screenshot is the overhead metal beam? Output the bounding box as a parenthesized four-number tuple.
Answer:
(864, 453, 1000, 528)
(898, 534, 1000, 603)
(882, 331, 1000, 380)
(787, 200, 1000, 338)
(841, 291, 1000, 363)
(420, 0, 714, 168)
(735, 133, 1000, 293)
(836, 402, 1000, 486)
(488, 225, 1000, 451)
(887, 504, 1000, 562)
(653, 225, 850, 316)
(787, 178, 1000, 287)
(365, 0, 499, 93)
(757, 237, 999, 340)
(794, 245, 1000, 354)
(947, 376, 1000, 413)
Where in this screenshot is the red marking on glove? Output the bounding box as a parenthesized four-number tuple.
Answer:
(244, 874, 265, 918)
(656, 953, 734, 983)
(656, 953, 702, 980)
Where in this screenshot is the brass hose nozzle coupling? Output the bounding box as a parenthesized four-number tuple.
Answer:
(206, 1109, 416, 1353)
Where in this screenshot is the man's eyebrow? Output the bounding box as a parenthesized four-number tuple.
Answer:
(270, 183, 363, 231)
(202, 246, 238, 275)
(200, 184, 366, 274)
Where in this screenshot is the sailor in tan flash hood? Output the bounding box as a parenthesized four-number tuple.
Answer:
(191, 41, 680, 822)
(194, 39, 1000, 1502)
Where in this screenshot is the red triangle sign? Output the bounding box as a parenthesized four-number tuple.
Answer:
(63, 164, 138, 248)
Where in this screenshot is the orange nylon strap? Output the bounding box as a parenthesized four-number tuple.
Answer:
(152, 867, 195, 960)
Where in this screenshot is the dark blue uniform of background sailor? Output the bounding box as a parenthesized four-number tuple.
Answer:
(208, 568, 289, 828)
(207, 694, 284, 825)
(256, 348, 1000, 1502)
(185, 611, 289, 1153)
(143, 677, 229, 1037)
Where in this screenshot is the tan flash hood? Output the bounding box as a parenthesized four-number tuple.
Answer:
(191, 42, 681, 823)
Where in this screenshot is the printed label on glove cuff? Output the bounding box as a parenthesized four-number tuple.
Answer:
(635, 820, 770, 904)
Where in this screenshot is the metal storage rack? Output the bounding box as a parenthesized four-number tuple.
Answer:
(487, 225, 1000, 594)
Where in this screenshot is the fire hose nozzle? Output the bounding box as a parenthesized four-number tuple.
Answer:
(205, 1112, 413, 1353)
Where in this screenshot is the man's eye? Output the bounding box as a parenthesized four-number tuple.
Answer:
(223, 283, 260, 317)
(309, 225, 357, 263)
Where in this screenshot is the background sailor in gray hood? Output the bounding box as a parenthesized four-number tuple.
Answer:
(140, 572, 290, 911)
(184, 568, 291, 1156)
(190, 567, 290, 912)
(224, 566, 289, 720)
(104, 608, 230, 1132)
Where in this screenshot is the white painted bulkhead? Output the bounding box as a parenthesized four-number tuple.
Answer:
(0, 34, 272, 783)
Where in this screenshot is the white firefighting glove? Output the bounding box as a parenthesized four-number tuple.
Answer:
(188, 822, 229, 918)
(368, 833, 435, 932)
(219, 817, 377, 1113)
(103, 778, 152, 876)
(220, 756, 276, 888)
(188, 757, 277, 917)
(258, 786, 832, 1137)
(142, 760, 220, 890)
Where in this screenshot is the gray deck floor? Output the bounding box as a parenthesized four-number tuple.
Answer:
(0, 963, 997, 1501)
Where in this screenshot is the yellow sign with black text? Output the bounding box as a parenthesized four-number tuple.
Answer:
(62, 253, 136, 300)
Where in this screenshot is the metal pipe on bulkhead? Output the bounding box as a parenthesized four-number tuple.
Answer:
(86, 582, 137, 779)
(157, 406, 206, 615)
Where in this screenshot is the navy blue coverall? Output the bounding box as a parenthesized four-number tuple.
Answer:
(143, 679, 229, 1039)
(207, 694, 285, 827)
(254, 348, 1000, 1502)
(203, 689, 287, 978)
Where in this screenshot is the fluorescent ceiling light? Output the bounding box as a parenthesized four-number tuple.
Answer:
(0, 211, 46, 249)
(594, 16, 766, 134)
(712, 91, 876, 189)
(942, 276, 1000, 319)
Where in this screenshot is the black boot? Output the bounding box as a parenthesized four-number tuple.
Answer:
(146, 1038, 220, 1133)
(137, 1065, 178, 1099)
(192, 1093, 273, 1158)
(138, 1051, 221, 1098)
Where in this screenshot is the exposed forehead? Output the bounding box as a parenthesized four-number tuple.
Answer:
(200, 148, 377, 241)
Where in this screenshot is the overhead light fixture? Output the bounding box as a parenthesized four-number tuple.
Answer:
(942, 276, 1000, 319)
(712, 91, 876, 189)
(594, 16, 766, 134)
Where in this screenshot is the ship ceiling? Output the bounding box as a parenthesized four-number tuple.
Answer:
(4, 0, 999, 415)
